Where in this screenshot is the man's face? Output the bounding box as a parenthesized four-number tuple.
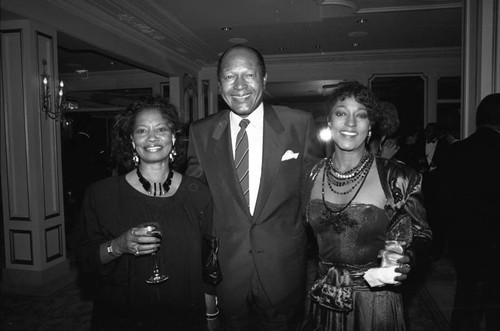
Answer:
(218, 48, 267, 117)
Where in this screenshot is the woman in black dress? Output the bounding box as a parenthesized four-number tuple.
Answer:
(76, 97, 216, 330)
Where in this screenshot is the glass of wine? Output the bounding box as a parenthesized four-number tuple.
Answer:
(143, 223, 169, 284)
(380, 240, 407, 268)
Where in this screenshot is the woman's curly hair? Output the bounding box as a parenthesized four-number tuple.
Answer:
(326, 81, 380, 125)
(111, 96, 186, 174)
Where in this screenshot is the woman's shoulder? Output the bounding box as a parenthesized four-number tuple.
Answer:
(178, 175, 211, 200)
(176, 175, 212, 215)
(87, 175, 123, 192)
(313, 157, 329, 170)
(82, 176, 126, 208)
(376, 156, 422, 185)
(309, 158, 328, 176)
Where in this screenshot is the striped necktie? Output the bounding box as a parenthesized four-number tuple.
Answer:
(235, 119, 250, 207)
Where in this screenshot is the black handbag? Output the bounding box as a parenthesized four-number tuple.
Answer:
(202, 235, 222, 286)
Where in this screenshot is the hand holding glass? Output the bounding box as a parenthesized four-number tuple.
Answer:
(380, 240, 406, 268)
(140, 223, 169, 284)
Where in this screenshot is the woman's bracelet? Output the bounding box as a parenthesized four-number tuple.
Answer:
(206, 307, 219, 320)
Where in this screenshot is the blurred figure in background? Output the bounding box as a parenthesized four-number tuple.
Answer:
(395, 126, 426, 173)
(421, 122, 451, 259)
(369, 101, 400, 160)
(442, 93, 500, 331)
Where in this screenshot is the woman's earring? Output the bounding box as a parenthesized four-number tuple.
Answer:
(133, 151, 139, 167)
(169, 147, 177, 163)
(367, 130, 372, 143)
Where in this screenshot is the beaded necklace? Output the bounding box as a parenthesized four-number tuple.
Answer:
(326, 151, 373, 195)
(328, 149, 372, 179)
(136, 167, 173, 197)
(321, 151, 374, 227)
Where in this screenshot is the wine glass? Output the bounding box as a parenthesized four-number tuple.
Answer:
(143, 223, 169, 284)
(380, 240, 407, 268)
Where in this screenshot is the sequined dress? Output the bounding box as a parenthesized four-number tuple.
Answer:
(304, 200, 406, 331)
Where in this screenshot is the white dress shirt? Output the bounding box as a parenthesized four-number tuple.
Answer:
(425, 140, 437, 168)
(230, 104, 264, 215)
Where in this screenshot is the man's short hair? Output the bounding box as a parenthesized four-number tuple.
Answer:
(476, 93, 500, 126)
(216, 45, 267, 80)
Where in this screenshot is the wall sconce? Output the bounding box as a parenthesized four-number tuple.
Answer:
(40, 59, 77, 121)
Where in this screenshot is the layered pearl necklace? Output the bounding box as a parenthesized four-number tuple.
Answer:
(320, 150, 374, 232)
(326, 150, 373, 195)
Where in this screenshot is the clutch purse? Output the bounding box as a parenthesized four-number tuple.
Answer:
(202, 235, 222, 286)
(309, 265, 353, 312)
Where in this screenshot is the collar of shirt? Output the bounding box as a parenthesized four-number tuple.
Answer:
(229, 103, 264, 152)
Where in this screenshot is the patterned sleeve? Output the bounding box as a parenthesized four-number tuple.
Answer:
(384, 159, 432, 265)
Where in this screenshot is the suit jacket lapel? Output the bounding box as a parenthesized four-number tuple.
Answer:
(253, 104, 285, 222)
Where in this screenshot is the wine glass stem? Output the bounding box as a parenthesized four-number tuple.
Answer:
(152, 253, 160, 275)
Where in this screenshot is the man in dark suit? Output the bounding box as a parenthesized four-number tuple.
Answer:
(441, 93, 500, 331)
(186, 45, 323, 330)
(422, 122, 451, 259)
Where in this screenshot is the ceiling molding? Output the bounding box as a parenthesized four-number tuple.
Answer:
(315, 0, 359, 10)
(359, 2, 462, 13)
(46, 0, 205, 73)
(84, 0, 217, 62)
(263, 47, 461, 65)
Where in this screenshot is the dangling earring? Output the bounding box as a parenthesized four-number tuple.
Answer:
(367, 130, 372, 143)
(133, 151, 139, 167)
(169, 147, 177, 163)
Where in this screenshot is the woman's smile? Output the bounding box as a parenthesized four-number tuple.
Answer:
(340, 130, 358, 138)
(144, 145, 162, 152)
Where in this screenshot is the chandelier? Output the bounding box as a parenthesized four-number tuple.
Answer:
(40, 59, 78, 121)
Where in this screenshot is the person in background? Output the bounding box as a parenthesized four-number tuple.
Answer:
(442, 93, 500, 331)
(422, 123, 449, 174)
(186, 45, 323, 330)
(421, 122, 451, 259)
(394, 126, 426, 173)
(369, 100, 400, 160)
(303, 81, 432, 330)
(75, 97, 214, 330)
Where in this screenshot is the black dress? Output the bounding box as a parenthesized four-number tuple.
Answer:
(76, 175, 212, 331)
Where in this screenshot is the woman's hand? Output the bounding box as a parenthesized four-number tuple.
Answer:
(379, 139, 400, 159)
(394, 254, 411, 282)
(112, 226, 161, 256)
(364, 253, 412, 287)
(381, 250, 411, 282)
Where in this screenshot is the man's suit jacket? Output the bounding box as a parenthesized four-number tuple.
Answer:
(186, 104, 322, 313)
(425, 136, 450, 173)
(441, 127, 500, 272)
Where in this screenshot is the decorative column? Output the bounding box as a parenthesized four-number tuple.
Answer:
(462, 0, 500, 137)
(1, 19, 68, 285)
